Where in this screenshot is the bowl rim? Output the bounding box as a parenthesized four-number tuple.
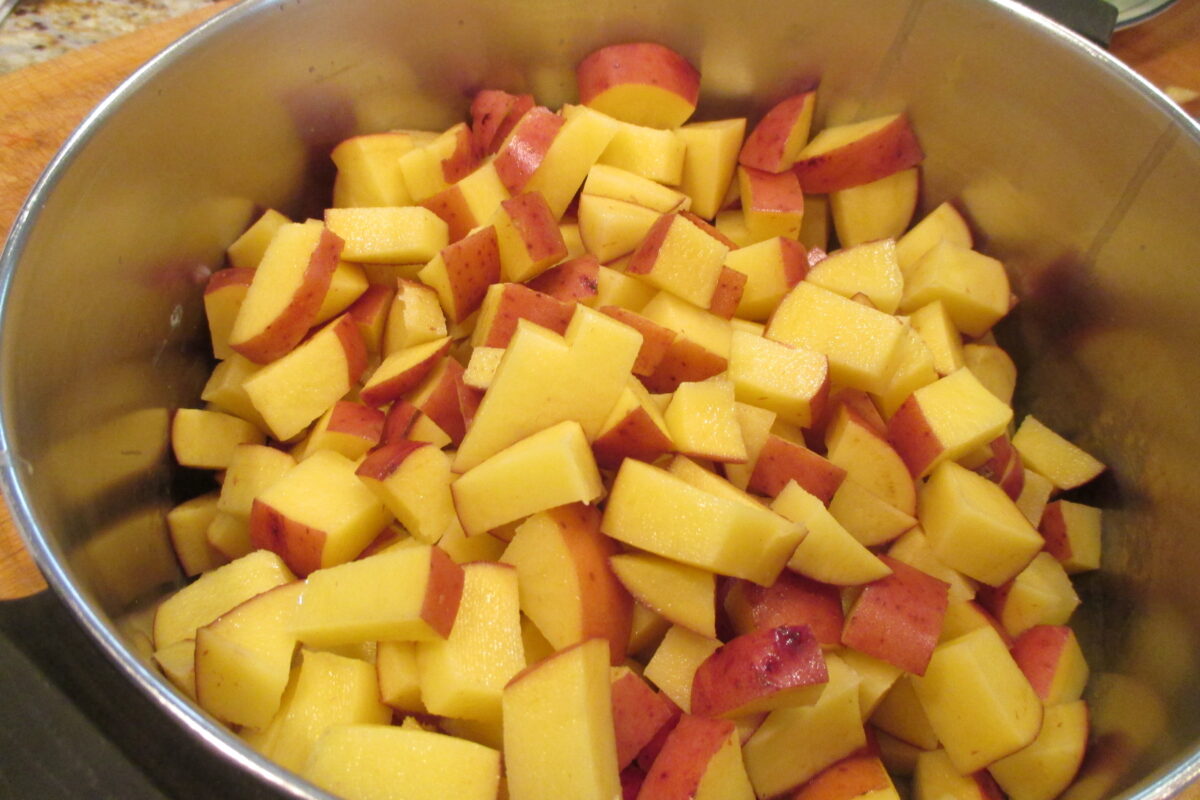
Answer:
(0, 0, 1198, 797)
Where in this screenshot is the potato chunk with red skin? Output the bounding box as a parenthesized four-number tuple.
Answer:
(841, 555, 951, 676)
(690, 625, 828, 718)
(738, 88, 818, 173)
(576, 42, 701, 129)
(471, 89, 535, 157)
(472, 282, 575, 348)
(792, 753, 897, 800)
(526, 254, 600, 303)
(637, 714, 754, 800)
(611, 667, 677, 769)
(1008, 625, 1089, 705)
(723, 572, 845, 647)
(493, 106, 564, 193)
(747, 434, 846, 503)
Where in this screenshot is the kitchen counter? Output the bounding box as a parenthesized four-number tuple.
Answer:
(0, 0, 217, 74)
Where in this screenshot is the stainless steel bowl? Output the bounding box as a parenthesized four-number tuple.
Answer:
(2, 0, 1199, 796)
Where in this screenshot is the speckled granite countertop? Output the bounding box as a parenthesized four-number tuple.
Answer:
(0, 0, 220, 74)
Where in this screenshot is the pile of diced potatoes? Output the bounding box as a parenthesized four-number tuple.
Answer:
(156, 40, 1108, 800)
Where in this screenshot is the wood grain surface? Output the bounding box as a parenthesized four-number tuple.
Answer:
(1110, 0, 1200, 116)
(0, 0, 1198, 599)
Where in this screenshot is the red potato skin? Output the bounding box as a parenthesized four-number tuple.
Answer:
(636, 695, 683, 771)
(440, 124, 477, 183)
(792, 113, 924, 194)
(724, 572, 845, 647)
(999, 454, 1026, 500)
(625, 212, 676, 276)
(415, 358, 468, 446)
(709, 267, 748, 319)
(636, 715, 737, 800)
(232, 227, 345, 364)
(576, 42, 701, 107)
(380, 399, 420, 445)
(421, 184, 478, 243)
(1009, 624, 1077, 702)
(742, 165, 805, 214)
(325, 400, 386, 443)
(503, 192, 569, 265)
(974, 435, 1026, 500)
(790, 752, 892, 800)
(471, 89, 520, 156)
(747, 434, 846, 504)
(248, 499, 328, 578)
(355, 439, 432, 481)
(551, 503, 635, 665)
(205, 266, 255, 295)
(457, 377, 485, 428)
(639, 337, 727, 393)
(780, 235, 810, 284)
(419, 545, 466, 638)
(690, 625, 828, 718)
(841, 556, 950, 676)
(739, 88, 819, 173)
(627, 213, 731, 280)
(494, 94, 537, 149)
(612, 670, 678, 769)
(886, 394, 943, 478)
(592, 406, 675, 470)
(974, 770, 1008, 800)
(493, 107, 564, 193)
(525, 254, 600, 303)
(1039, 501, 1077, 562)
(358, 339, 452, 408)
(477, 284, 576, 348)
(599, 306, 675, 377)
(974, 579, 1016, 631)
(471, 89, 536, 157)
(621, 766, 647, 800)
(330, 313, 369, 386)
(443, 225, 502, 323)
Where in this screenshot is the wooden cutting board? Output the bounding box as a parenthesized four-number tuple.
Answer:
(1, 0, 1199, 601)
